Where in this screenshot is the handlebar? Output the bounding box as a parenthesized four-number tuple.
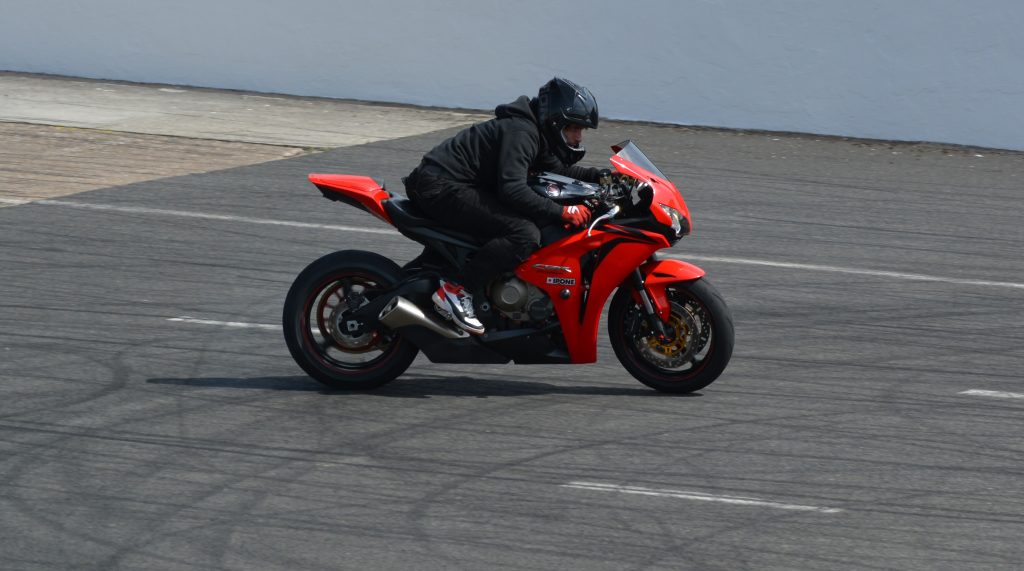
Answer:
(587, 204, 621, 237)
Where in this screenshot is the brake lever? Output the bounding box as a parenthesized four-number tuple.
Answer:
(587, 204, 621, 237)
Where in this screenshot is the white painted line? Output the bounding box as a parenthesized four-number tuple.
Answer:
(959, 389, 1024, 400)
(167, 317, 279, 330)
(0, 197, 398, 235)
(5, 196, 1021, 290)
(562, 481, 843, 514)
(669, 254, 1024, 290)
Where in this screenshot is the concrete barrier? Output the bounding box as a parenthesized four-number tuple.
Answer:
(2, 0, 1021, 150)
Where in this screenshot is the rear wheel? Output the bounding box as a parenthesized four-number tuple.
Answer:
(283, 251, 418, 389)
(609, 278, 734, 393)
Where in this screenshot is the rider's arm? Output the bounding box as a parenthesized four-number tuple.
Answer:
(535, 152, 602, 183)
(495, 128, 564, 222)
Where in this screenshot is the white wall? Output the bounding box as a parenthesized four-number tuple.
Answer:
(3, 0, 1022, 150)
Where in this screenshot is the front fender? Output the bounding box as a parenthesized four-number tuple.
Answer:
(633, 258, 706, 321)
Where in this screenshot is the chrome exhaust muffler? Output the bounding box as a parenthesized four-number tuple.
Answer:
(378, 296, 467, 339)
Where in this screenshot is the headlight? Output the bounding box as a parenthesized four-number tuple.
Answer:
(659, 204, 683, 237)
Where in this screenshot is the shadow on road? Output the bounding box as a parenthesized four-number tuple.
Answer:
(146, 375, 700, 398)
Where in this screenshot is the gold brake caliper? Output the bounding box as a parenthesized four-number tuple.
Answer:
(647, 313, 690, 358)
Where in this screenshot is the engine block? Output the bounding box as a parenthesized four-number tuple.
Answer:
(489, 276, 553, 323)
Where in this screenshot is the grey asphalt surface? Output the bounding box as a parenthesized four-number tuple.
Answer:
(2, 113, 1024, 569)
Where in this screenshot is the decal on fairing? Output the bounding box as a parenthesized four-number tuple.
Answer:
(533, 264, 573, 274)
(546, 277, 577, 286)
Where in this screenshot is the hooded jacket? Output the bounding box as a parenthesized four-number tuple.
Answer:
(419, 96, 600, 222)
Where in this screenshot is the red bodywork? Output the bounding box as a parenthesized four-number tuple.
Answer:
(310, 174, 393, 224)
(516, 156, 702, 362)
(309, 153, 705, 364)
(517, 229, 703, 363)
(636, 257, 705, 323)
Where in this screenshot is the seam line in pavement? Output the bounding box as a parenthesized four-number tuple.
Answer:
(0, 197, 396, 234)
(167, 317, 279, 330)
(959, 390, 1024, 400)
(562, 481, 843, 513)
(677, 254, 1024, 290)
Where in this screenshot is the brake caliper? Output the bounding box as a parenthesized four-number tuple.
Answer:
(647, 313, 689, 358)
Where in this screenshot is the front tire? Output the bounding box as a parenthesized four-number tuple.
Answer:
(609, 278, 734, 393)
(283, 250, 418, 390)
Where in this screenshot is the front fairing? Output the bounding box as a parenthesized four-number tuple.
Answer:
(609, 141, 692, 234)
(517, 226, 668, 363)
(512, 142, 696, 363)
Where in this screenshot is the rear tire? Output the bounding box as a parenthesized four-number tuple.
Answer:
(609, 278, 734, 393)
(283, 250, 418, 390)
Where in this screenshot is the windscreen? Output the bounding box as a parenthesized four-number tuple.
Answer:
(612, 140, 668, 180)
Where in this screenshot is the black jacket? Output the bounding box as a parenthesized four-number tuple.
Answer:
(420, 96, 600, 222)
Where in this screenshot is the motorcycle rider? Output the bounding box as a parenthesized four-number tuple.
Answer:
(404, 77, 605, 335)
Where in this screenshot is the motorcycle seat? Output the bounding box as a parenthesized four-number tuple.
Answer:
(383, 197, 483, 246)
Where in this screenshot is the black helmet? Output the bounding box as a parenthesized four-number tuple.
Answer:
(537, 77, 599, 165)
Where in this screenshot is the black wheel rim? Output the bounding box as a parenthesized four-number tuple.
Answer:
(624, 288, 714, 378)
(300, 272, 398, 372)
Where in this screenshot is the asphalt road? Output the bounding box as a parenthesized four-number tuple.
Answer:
(2, 121, 1023, 570)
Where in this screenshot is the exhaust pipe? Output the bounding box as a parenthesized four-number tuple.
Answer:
(378, 296, 467, 339)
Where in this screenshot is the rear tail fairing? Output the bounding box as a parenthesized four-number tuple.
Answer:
(309, 174, 393, 224)
(517, 225, 670, 364)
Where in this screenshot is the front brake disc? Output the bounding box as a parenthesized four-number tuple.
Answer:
(636, 301, 698, 369)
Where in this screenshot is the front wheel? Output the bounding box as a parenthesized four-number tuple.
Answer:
(609, 278, 734, 393)
(283, 250, 418, 390)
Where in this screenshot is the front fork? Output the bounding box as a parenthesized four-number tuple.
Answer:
(630, 268, 671, 341)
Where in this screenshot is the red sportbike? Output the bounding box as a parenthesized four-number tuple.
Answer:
(283, 141, 733, 393)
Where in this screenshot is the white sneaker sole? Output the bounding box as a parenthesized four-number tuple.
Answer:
(435, 295, 484, 335)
